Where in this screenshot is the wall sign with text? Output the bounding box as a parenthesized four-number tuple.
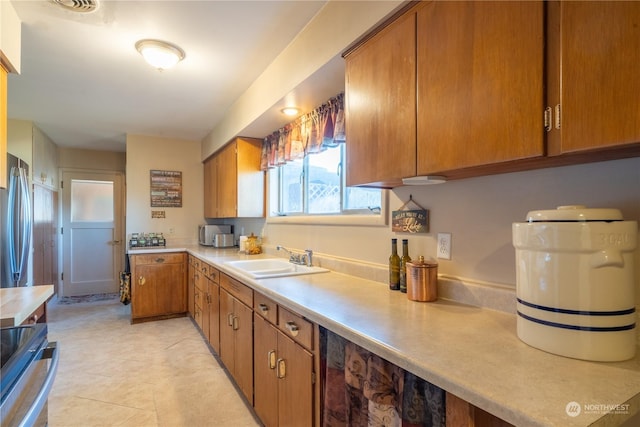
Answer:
(150, 170, 182, 207)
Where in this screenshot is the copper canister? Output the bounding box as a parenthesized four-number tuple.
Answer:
(406, 256, 438, 302)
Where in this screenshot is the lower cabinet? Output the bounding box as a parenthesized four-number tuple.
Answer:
(254, 312, 314, 427)
(220, 273, 254, 403)
(130, 252, 187, 323)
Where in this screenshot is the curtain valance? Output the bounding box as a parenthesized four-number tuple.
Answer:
(260, 92, 345, 170)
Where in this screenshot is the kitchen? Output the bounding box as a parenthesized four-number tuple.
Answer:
(2, 1, 640, 427)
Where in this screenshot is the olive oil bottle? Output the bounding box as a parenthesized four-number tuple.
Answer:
(399, 239, 411, 293)
(389, 238, 400, 290)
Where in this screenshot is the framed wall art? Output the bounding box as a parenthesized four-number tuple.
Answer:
(150, 170, 182, 207)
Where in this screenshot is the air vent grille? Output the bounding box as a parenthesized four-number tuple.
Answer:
(50, 0, 98, 13)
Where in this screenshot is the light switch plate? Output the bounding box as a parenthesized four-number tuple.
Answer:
(437, 233, 452, 260)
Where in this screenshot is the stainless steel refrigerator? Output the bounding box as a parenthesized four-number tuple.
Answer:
(1, 153, 32, 287)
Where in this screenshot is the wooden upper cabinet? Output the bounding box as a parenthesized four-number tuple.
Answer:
(547, 1, 640, 155)
(203, 137, 265, 218)
(416, 1, 545, 175)
(345, 7, 417, 188)
(217, 141, 238, 218)
(203, 154, 218, 218)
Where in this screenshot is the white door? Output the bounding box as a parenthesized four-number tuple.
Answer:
(61, 170, 124, 297)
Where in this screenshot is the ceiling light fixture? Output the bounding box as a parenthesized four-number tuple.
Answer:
(281, 107, 300, 116)
(402, 176, 447, 185)
(135, 39, 185, 70)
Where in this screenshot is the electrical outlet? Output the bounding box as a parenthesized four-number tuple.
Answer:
(437, 233, 452, 260)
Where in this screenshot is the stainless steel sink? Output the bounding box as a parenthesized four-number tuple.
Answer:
(224, 258, 328, 279)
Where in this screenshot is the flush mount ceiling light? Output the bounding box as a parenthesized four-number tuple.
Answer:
(402, 176, 447, 185)
(281, 107, 300, 116)
(50, 0, 99, 13)
(135, 39, 185, 70)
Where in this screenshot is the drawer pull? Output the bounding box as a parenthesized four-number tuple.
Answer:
(268, 350, 276, 369)
(276, 358, 286, 379)
(154, 257, 165, 263)
(285, 321, 299, 337)
(259, 303, 269, 314)
(138, 276, 146, 285)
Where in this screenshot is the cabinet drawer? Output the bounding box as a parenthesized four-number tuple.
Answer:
(254, 292, 278, 325)
(207, 266, 220, 283)
(278, 306, 313, 350)
(133, 252, 185, 265)
(220, 273, 253, 307)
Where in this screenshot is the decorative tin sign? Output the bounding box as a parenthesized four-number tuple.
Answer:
(392, 195, 429, 233)
(150, 170, 182, 207)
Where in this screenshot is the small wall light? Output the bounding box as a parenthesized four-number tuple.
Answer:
(135, 39, 185, 70)
(281, 107, 300, 116)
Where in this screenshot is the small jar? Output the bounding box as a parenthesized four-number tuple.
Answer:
(246, 233, 262, 255)
(406, 256, 438, 302)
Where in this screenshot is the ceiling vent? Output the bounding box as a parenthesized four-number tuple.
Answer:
(50, 0, 99, 13)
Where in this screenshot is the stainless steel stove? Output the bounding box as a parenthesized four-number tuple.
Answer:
(1, 324, 58, 427)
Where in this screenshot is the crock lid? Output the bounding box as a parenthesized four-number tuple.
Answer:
(407, 255, 438, 267)
(526, 205, 623, 222)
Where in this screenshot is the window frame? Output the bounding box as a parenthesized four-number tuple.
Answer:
(266, 145, 388, 226)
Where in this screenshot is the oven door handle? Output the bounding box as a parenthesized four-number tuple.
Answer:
(18, 342, 59, 427)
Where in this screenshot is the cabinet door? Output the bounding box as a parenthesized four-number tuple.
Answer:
(131, 264, 160, 318)
(416, 1, 544, 174)
(203, 156, 218, 218)
(207, 279, 220, 354)
(154, 262, 186, 315)
(217, 142, 238, 218)
(345, 8, 417, 187)
(253, 314, 279, 427)
(219, 289, 235, 371)
(234, 300, 254, 403)
(188, 258, 196, 317)
(278, 333, 313, 427)
(548, 1, 640, 154)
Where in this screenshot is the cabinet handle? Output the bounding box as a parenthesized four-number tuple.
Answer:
(232, 316, 239, 331)
(544, 106, 552, 132)
(138, 276, 146, 285)
(259, 303, 269, 314)
(554, 104, 561, 130)
(285, 321, 299, 337)
(268, 350, 277, 369)
(276, 358, 286, 379)
(227, 313, 234, 327)
(154, 257, 165, 263)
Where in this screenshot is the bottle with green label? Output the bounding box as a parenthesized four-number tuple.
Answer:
(399, 239, 411, 293)
(389, 238, 400, 291)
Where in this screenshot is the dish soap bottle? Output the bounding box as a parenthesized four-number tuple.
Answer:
(389, 238, 400, 291)
(399, 239, 411, 293)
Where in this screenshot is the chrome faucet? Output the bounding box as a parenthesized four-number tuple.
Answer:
(277, 245, 313, 267)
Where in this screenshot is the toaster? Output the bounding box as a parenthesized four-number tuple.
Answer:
(213, 233, 235, 248)
(198, 224, 231, 246)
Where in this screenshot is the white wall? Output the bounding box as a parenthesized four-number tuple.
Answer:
(126, 134, 203, 244)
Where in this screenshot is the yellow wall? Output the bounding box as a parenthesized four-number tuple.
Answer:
(126, 134, 203, 244)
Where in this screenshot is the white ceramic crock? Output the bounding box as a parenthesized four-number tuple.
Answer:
(512, 205, 637, 362)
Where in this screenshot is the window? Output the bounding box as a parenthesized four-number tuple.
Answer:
(268, 145, 383, 221)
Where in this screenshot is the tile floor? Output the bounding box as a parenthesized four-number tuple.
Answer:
(46, 297, 260, 427)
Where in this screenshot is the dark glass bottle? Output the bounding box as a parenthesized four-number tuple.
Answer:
(399, 239, 411, 293)
(389, 238, 400, 290)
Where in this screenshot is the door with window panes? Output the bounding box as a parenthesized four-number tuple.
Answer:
(61, 170, 124, 296)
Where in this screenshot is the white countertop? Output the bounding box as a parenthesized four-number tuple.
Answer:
(128, 245, 640, 427)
